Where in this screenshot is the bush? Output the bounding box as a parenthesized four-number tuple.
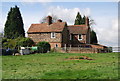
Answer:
(37, 41, 51, 53)
(17, 37, 34, 47)
(2, 37, 35, 49)
(2, 38, 16, 49)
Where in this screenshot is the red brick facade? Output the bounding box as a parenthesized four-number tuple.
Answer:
(27, 16, 90, 48)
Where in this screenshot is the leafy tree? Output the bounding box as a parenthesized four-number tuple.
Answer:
(17, 37, 34, 47)
(4, 5, 25, 39)
(37, 41, 51, 53)
(2, 37, 34, 49)
(90, 30, 98, 44)
(2, 38, 16, 49)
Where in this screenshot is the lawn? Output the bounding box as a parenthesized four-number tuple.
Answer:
(2, 52, 118, 79)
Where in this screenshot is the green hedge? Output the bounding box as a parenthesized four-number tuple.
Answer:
(37, 41, 51, 53)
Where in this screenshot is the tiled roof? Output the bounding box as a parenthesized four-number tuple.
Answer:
(68, 25, 88, 34)
(27, 22, 66, 33)
(90, 44, 107, 49)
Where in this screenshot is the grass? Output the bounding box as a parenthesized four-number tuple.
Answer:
(2, 52, 118, 79)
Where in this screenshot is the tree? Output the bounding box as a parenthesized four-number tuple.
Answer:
(90, 30, 98, 44)
(2, 38, 16, 49)
(40, 14, 58, 23)
(17, 37, 34, 47)
(74, 12, 98, 44)
(81, 15, 86, 24)
(88, 17, 98, 44)
(74, 12, 82, 25)
(4, 5, 25, 39)
(2, 37, 34, 49)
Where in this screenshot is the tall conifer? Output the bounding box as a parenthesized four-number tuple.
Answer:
(4, 5, 25, 39)
(74, 12, 98, 44)
(74, 12, 82, 25)
(90, 30, 98, 44)
(81, 15, 86, 24)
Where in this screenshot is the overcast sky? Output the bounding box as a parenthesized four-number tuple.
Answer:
(1, 0, 118, 47)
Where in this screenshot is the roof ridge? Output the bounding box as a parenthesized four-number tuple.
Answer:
(28, 21, 66, 33)
(68, 25, 86, 27)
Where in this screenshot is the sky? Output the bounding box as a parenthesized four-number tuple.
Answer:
(0, 0, 119, 47)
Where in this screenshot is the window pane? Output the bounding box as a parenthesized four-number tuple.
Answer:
(51, 32, 55, 38)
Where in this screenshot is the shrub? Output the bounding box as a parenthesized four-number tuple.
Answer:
(37, 41, 51, 53)
(2, 38, 16, 49)
(78, 57, 84, 59)
(17, 37, 34, 47)
(2, 37, 35, 50)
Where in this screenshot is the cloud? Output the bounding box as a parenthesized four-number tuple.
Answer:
(0, 24, 4, 33)
(81, 8, 91, 17)
(20, 0, 53, 6)
(46, 6, 90, 25)
(94, 18, 118, 47)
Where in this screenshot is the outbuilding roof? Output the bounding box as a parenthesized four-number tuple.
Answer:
(68, 25, 88, 34)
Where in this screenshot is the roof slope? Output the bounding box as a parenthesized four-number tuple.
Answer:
(68, 25, 88, 34)
(28, 22, 66, 33)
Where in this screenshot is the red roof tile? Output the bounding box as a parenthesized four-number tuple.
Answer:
(27, 22, 66, 33)
(68, 25, 88, 34)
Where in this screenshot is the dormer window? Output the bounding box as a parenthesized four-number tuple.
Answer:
(51, 32, 55, 38)
(78, 34, 82, 40)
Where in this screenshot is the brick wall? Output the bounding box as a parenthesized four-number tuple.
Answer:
(70, 34, 87, 47)
(28, 32, 62, 48)
(61, 26, 70, 47)
(54, 47, 109, 53)
(86, 28, 90, 44)
(49, 42, 62, 48)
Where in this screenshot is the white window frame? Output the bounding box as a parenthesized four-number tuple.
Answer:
(78, 34, 83, 40)
(51, 32, 55, 38)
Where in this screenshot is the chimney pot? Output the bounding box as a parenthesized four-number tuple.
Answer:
(47, 16, 52, 25)
(85, 17, 89, 26)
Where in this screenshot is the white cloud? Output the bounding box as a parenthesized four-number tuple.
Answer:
(94, 18, 118, 47)
(46, 6, 90, 25)
(0, 24, 4, 33)
(81, 8, 91, 17)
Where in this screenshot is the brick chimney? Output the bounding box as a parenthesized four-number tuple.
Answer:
(57, 19, 62, 22)
(47, 16, 52, 25)
(85, 17, 89, 26)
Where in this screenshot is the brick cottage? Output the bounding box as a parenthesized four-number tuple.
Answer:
(27, 16, 107, 50)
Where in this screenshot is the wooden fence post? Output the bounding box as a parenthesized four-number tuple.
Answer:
(70, 44, 71, 52)
(64, 44, 67, 52)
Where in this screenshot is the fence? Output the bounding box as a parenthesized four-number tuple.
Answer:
(54, 47, 112, 53)
(112, 47, 120, 52)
